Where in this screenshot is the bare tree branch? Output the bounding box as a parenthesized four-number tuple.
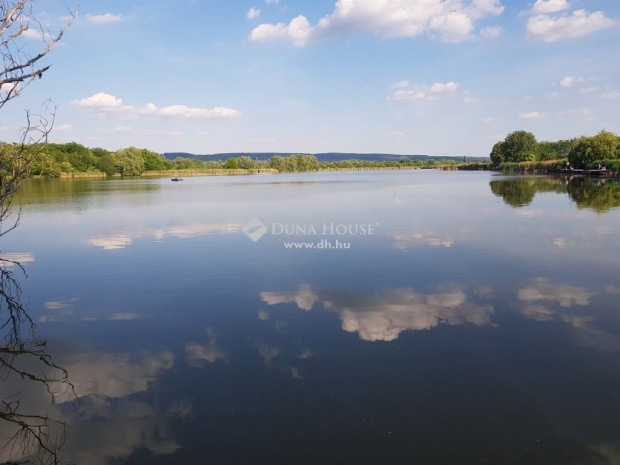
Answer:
(0, 2, 78, 463)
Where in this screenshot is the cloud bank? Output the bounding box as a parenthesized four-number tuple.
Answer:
(250, 0, 505, 46)
(72, 93, 241, 120)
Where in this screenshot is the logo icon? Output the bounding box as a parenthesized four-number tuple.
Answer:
(243, 217, 268, 242)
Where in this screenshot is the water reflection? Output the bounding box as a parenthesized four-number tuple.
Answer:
(87, 222, 240, 250)
(185, 327, 227, 366)
(261, 283, 494, 341)
(0, 260, 70, 464)
(5, 172, 620, 464)
(490, 176, 620, 212)
(15, 178, 161, 208)
(518, 278, 620, 353)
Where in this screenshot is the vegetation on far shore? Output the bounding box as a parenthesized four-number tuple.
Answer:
(0, 142, 486, 178)
(1, 129, 619, 180)
(490, 129, 620, 171)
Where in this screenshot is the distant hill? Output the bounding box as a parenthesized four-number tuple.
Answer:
(163, 152, 489, 162)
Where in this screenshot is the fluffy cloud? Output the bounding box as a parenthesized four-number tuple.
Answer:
(518, 277, 594, 308)
(87, 222, 241, 251)
(85, 13, 125, 24)
(518, 111, 546, 119)
(527, 9, 614, 42)
(261, 283, 494, 342)
(55, 350, 174, 402)
(247, 7, 261, 20)
(388, 80, 460, 102)
(0, 252, 35, 266)
(531, 0, 569, 14)
(73, 92, 123, 108)
(558, 75, 584, 88)
(186, 328, 227, 366)
(249, 0, 504, 46)
(72, 93, 241, 120)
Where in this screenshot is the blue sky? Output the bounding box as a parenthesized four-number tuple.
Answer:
(1, 0, 619, 156)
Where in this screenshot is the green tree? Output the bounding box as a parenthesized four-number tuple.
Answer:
(114, 147, 146, 176)
(502, 130, 539, 162)
(268, 155, 285, 172)
(237, 156, 256, 170)
(224, 157, 239, 169)
(141, 148, 171, 171)
(490, 141, 505, 164)
(568, 130, 620, 168)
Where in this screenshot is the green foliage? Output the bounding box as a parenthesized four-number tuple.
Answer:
(224, 157, 239, 169)
(172, 157, 207, 170)
(490, 141, 505, 164)
(566, 177, 620, 213)
(237, 156, 256, 169)
(142, 148, 171, 170)
(502, 130, 539, 162)
(568, 130, 620, 169)
(490, 177, 567, 207)
(113, 147, 146, 176)
(538, 139, 574, 161)
(492, 130, 620, 168)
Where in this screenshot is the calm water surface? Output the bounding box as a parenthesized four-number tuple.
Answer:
(2, 171, 620, 464)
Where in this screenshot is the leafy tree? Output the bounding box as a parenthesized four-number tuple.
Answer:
(568, 130, 620, 168)
(237, 156, 256, 170)
(538, 139, 574, 161)
(566, 177, 620, 213)
(502, 130, 538, 162)
(113, 147, 146, 176)
(267, 155, 285, 172)
(224, 157, 239, 169)
(490, 141, 505, 165)
(172, 157, 205, 170)
(141, 148, 170, 170)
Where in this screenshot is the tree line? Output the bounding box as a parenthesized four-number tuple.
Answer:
(0, 142, 477, 177)
(490, 130, 620, 170)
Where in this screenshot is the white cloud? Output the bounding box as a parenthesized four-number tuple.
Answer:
(159, 104, 241, 119)
(482, 117, 498, 124)
(389, 131, 404, 137)
(518, 111, 546, 119)
(388, 80, 460, 102)
(265, 0, 279, 4)
(0, 252, 35, 265)
(601, 91, 620, 99)
(87, 223, 241, 250)
(72, 93, 241, 120)
(55, 123, 72, 131)
(86, 13, 125, 24)
(531, 0, 569, 14)
(249, 0, 505, 46)
(73, 92, 123, 108)
(185, 328, 227, 366)
(88, 235, 132, 250)
(261, 283, 494, 342)
(527, 9, 614, 42)
(247, 7, 261, 20)
(518, 277, 594, 308)
(560, 75, 580, 87)
(250, 15, 313, 47)
(55, 351, 174, 402)
(480, 26, 502, 38)
(22, 28, 53, 41)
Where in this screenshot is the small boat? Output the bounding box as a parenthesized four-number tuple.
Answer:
(171, 177, 183, 182)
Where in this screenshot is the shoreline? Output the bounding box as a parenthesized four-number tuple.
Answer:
(36, 165, 620, 180)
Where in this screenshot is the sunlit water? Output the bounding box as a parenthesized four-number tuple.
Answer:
(2, 171, 620, 464)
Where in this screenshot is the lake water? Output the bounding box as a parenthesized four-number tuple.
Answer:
(1, 171, 620, 464)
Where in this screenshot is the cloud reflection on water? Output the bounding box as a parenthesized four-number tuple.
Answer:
(87, 222, 241, 250)
(261, 283, 495, 342)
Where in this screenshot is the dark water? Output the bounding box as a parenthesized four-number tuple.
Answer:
(1, 171, 620, 464)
